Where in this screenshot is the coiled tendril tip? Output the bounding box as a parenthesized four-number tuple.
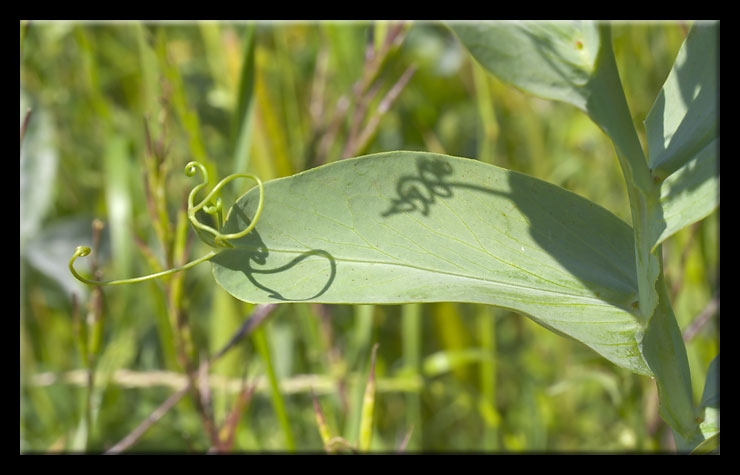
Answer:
(74, 245, 92, 258)
(184, 161, 204, 177)
(186, 161, 264, 248)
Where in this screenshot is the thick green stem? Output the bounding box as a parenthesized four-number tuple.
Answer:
(586, 24, 702, 451)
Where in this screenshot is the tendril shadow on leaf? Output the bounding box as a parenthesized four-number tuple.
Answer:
(214, 205, 337, 301)
(213, 247, 337, 302)
(381, 157, 501, 217)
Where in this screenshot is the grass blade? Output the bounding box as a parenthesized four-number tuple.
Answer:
(232, 23, 257, 174)
(311, 389, 334, 453)
(401, 304, 422, 451)
(358, 343, 379, 452)
(252, 324, 296, 452)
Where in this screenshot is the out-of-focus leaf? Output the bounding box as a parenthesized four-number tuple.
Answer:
(25, 216, 110, 298)
(423, 348, 493, 377)
(210, 152, 650, 375)
(644, 21, 719, 250)
(20, 92, 58, 244)
(432, 302, 472, 381)
(103, 136, 134, 277)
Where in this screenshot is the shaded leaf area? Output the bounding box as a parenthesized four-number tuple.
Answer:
(212, 152, 650, 375)
(645, 21, 720, 250)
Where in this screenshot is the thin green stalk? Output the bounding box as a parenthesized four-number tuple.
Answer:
(472, 61, 499, 165)
(273, 27, 306, 169)
(154, 27, 215, 178)
(253, 45, 295, 178)
(135, 23, 160, 119)
(167, 204, 196, 363)
(74, 26, 111, 122)
(345, 305, 375, 441)
(252, 325, 296, 452)
(358, 343, 380, 452)
(199, 22, 231, 95)
(477, 306, 499, 451)
(297, 304, 341, 434)
(232, 23, 257, 174)
(401, 304, 422, 451)
(75, 219, 106, 452)
(311, 389, 334, 453)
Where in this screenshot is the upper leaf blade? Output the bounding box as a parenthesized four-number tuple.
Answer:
(211, 152, 650, 375)
(448, 20, 599, 111)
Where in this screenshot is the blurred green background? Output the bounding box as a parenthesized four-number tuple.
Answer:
(20, 20, 719, 453)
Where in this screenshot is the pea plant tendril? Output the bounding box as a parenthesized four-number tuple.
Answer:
(69, 161, 265, 286)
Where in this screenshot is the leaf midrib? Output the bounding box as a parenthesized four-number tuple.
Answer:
(221, 245, 636, 311)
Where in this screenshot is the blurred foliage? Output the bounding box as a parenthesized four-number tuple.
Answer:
(20, 20, 718, 453)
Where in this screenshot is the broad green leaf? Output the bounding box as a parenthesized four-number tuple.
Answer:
(645, 21, 719, 250)
(210, 152, 651, 376)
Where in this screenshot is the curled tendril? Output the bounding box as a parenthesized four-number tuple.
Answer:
(69, 245, 218, 286)
(185, 161, 265, 248)
(69, 161, 265, 287)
